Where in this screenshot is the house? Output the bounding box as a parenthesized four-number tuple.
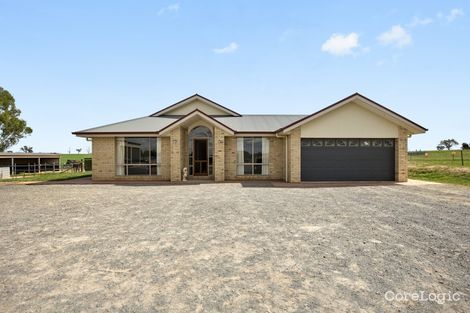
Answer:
(73, 93, 427, 182)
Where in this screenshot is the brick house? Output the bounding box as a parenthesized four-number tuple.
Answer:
(73, 93, 426, 182)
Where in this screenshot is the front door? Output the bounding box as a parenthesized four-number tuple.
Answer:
(193, 139, 208, 176)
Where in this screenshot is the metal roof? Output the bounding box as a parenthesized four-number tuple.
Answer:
(74, 116, 179, 134)
(0, 153, 61, 158)
(215, 115, 307, 132)
(73, 114, 307, 135)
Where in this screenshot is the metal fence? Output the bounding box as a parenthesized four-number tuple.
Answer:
(9, 162, 62, 176)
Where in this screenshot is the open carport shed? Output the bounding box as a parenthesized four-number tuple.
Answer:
(0, 153, 61, 175)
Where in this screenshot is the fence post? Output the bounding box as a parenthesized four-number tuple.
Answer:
(461, 150, 464, 166)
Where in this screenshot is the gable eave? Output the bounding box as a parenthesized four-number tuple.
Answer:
(157, 109, 236, 135)
(277, 93, 427, 135)
(150, 94, 241, 117)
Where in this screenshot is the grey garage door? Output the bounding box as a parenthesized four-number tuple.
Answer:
(301, 138, 395, 181)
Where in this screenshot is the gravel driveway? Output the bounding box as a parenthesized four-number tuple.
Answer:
(0, 181, 469, 312)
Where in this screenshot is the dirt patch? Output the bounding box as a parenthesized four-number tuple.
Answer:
(0, 183, 469, 312)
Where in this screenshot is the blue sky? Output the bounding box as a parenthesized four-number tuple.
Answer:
(1, 0, 469, 152)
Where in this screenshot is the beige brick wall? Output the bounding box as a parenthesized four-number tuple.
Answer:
(214, 128, 225, 181)
(395, 127, 408, 182)
(224, 136, 286, 181)
(287, 127, 301, 183)
(92, 137, 115, 180)
(170, 128, 183, 181)
(92, 136, 171, 181)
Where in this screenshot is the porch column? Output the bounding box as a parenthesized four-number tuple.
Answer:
(395, 127, 408, 182)
(287, 127, 301, 183)
(170, 127, 182, 182)
(214, 128, 225, 182)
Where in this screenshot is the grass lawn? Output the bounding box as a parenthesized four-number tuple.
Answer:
(0, 171, 91, 182)
(408, 149, 470, 167)
(408, 166, 470, 186)
(408, 150, 470, 186)
(60, 153, 92, 164)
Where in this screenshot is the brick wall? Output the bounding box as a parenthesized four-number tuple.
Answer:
(214, 128, 225, 181)
(287, 127, 301, 183)
(395, 127, 408, 182)
(92, 137, 115, 180)
(92, 136, 171, 181)
(224, 136, 286, 181)
(170, 128, 183, 181)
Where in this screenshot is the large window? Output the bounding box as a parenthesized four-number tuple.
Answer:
(236, 137, 269, 175)
(116, 137, 161, 176)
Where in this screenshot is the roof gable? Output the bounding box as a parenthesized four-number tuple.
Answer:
(151, 94, 241, 117)
(279, 93, 427, 134)
(158, 109, 235, 135)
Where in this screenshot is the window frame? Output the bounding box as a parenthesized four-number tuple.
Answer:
(236, 137, 269, 175)
(116, 137, 161, 176)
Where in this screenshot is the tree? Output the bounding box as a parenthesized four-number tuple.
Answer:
(0, 87, 32, 152)
(462, 143, 470, 150)
(439, 139, 459, 150)
(20, 145, 33, 153)
(436, 144, 445, 151)
(76, 148, 82, 154)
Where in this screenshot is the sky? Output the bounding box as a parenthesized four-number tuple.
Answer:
(1, 0, 469, 153)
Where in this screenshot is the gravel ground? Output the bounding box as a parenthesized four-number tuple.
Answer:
(0, 182, 469, 312)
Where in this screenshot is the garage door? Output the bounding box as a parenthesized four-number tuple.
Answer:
(301, 138, 395, 181)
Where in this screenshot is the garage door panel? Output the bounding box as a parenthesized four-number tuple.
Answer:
(301, 139, 395, 181)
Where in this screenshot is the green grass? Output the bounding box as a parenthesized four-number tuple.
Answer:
(60, 153, 92, 164)
(408, 167, 470, 186)
(408, 150, 470, 186)
(408, 149, 470, 167)
(0, 171, 91, 182)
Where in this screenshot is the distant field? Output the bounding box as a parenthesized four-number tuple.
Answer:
(408, 150, 470, 167)
(60, 153, 92, 164)
(408, 150, 470, 186)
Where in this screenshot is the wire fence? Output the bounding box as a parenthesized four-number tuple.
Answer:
(408, 150, 470, 167)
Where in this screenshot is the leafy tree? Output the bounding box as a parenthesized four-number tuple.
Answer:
(0, 87, 32, 152)
(439, 139, 459, 150)
(20, 145, 33, 153)
(436, 144, 445, 151)
(462, 143, 470, 150)
(76, 148, 82, 154)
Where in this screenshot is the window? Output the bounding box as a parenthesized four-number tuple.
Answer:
(325, 139, 336, 147)
(383, 139, 394, 147)
(116, 137, 161, 176)
(360, 139, 371, 147)
(311, 139, 323, 147)
(236, 137, 269, 175)
(336, 139, 347, 147)
(372, 139, 383, 147)
(348, 139, 359, 147)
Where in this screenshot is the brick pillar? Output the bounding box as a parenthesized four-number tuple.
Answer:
(92, 137, 115, 180)
(170, 128, 182, 182)
(395, 127, 408, 182)
(288, 127, 301, 183)
(214, 127, 225, 182)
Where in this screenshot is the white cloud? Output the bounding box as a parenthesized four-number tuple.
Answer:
(213, 42, 239, 54)
(409, 16, 433, 27)
(378, 25, 412, 48)
(158, 3, 180, 15)
(446, 8, 464, 22)
(321, 33, 359, 56)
